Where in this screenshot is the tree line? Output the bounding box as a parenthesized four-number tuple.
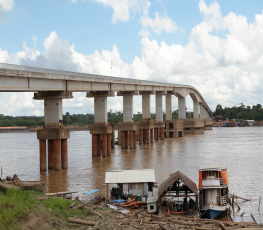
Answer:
(0, 110, 194, 127)
(213, 103, 263, 120)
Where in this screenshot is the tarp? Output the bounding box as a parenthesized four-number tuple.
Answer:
(83, 189, 100, 195)
(220, 170, 229, 185)
(111, 199, 127, 205)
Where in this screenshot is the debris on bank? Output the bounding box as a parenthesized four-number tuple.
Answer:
(0, 174, 44, 191)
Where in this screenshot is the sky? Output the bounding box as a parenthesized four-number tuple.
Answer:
(0, 0, 263, 116)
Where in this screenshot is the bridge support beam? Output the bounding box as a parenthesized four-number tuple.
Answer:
(154, 92, 166, 140)
(193, 101, 199, 118)
(166, 94, 172, 120)
(178, 97, 186, 119)
(199, 103, 205, 118)
(87, 91, 115, 157)
(39, 139, 46, 171)
(117, 92, 138, 149)
(34, 91, 72, 171)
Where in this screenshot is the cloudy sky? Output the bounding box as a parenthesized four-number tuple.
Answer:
(0, 0, 263, 116)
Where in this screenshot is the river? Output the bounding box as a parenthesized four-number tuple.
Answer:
(0, 127, 262, 223)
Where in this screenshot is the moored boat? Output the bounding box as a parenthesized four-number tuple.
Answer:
(199, 166, 230, 219)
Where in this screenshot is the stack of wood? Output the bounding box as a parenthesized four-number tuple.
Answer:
(66, 203, 262, 230)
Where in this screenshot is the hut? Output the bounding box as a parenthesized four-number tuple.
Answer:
(105, 169, 157, 202)
(158, 171, 199, 215)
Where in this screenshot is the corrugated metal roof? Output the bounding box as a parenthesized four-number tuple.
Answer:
(105, 169, 155, 184)
(199, 166, 227, 171)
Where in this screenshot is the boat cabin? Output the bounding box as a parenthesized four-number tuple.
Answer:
(105, 169, 157, 202)
(199, 166, 230, 219)
(158, 171, 199, 215)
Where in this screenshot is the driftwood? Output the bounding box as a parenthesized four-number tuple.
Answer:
(94, 210, 104, 219)
(72, 204, 85, 210)
(67, 217, 97, 225)
(68, 202, 75, 209)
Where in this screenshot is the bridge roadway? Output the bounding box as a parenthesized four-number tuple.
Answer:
(0, 63, 213, 171)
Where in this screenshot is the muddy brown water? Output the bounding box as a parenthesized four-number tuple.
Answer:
(0, 127, 263, 223)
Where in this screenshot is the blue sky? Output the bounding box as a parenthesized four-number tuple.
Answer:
(0, 0, 263, 116)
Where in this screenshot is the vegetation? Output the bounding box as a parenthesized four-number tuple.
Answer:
(0, 110, 194, 128)
(213, 103, 263, 120)
(0, 188, 42, 229)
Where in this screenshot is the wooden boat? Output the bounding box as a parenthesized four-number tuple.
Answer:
(199, 166, 230, 219)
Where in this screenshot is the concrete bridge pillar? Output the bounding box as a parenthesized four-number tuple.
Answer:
(117, 92, 138, 149)
(193, 101, 199, 118)
(87, 91, 115, 157)
(138, 91, 154, 144)
(154, 92, 166, 140)
(178, 97, 186, 119)
(199, 103, 204, 118)
(34, 91, 72, 171)
(166, 94, 172, 120)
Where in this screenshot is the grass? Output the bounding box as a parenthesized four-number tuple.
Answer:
(0, 188, 43, 230)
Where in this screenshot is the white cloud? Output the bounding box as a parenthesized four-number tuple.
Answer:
(94, 0, 148, 23)
(71, 0, 77, 2)
(2, 0, 263, 116)
(138, 28, 151, 37)
(140, 1, 181, 35)
(0, 0, 13, 22)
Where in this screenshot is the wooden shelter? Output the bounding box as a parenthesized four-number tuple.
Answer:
(158, 171, 199, 215)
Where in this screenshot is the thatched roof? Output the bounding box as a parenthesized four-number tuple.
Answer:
(158, 171, 199, 198)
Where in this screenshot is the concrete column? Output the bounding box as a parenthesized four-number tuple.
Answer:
(142, 95, 151, 118)
(193, 101, 199, 119)
(102, 134, 107, 157)
(150, 129, 153, 143)
(48, 140, 54, 169)
(154, 128, 158, 140)
(94, 96, 107, 123)
(143, 129, 146, 143)
(133, 131, 136, 148)
(129, 131, 134, 149)
(125, 131, 129, 149)
(146, 129, 150, 144)
(200, 105, 204, 118)
(40, 139, 46, 171)
(92, 135, 97, 157)
(61, 139, 68, 169)
(97, 134, 101, 156)
(53, 139, 61, 171)
(121, 131, 125, 149)
(178, 97, 186, 118)
(107, 134, 111, 156)
(123, 95, 133, 122)
(161, 128, 165, 140)
(44, 98, 63, 128)
(156, 94, 163, 121)
(139, 129, 143, 144)
(166, 94, 172, 120)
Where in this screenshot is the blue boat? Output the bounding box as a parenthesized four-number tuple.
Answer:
(199, 166, 230, 219)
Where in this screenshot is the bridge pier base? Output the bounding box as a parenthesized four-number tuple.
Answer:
(39, 139, 46, 171)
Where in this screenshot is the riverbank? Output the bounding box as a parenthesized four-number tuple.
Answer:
(1, 188, 262, 230)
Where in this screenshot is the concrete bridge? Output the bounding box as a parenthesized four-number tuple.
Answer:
(0, 63, 213, 171)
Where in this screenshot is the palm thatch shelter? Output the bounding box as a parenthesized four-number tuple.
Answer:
(158, 171, 199, 215)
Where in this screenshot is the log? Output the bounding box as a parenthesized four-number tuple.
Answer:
(67, 217, 97, 225)
(160, 224, 169, 230)
(234, 201, 241, 211)
(94, 210, 104, 219)
(72, 204, 85, 210)
(68, 202, 75, 209)
(216, 221, 226, 230)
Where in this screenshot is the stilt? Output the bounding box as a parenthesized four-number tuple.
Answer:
(53, 139, 61, 171)
(133, 131, 137, 148)
(107, 133, 111, 156)
(129, 131, 134, 149)
(92, 134, 97, 157)
(48, 140, 54, 169)
(139, 129, 143, 144)
(121, 131, 125, 149)
(161, 127, 165, 140)
(40, 139, 46, 171)
(146, 129, 150, 144)
(102, 134, 107, 157)
(61, 139, 68, 169)
(97, 134, 101, 156)
(125, 131, 129, 149)
(150, 129, 153, 143)
(154, 128, 158, 140)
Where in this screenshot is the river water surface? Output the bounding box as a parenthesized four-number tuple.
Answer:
(0, 127, 262, 223)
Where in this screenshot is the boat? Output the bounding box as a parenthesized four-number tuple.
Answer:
(82, 189, 104, 204)
(199, 166, 230, 219)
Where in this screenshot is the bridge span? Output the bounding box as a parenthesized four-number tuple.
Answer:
(0, 63, 213, 171)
